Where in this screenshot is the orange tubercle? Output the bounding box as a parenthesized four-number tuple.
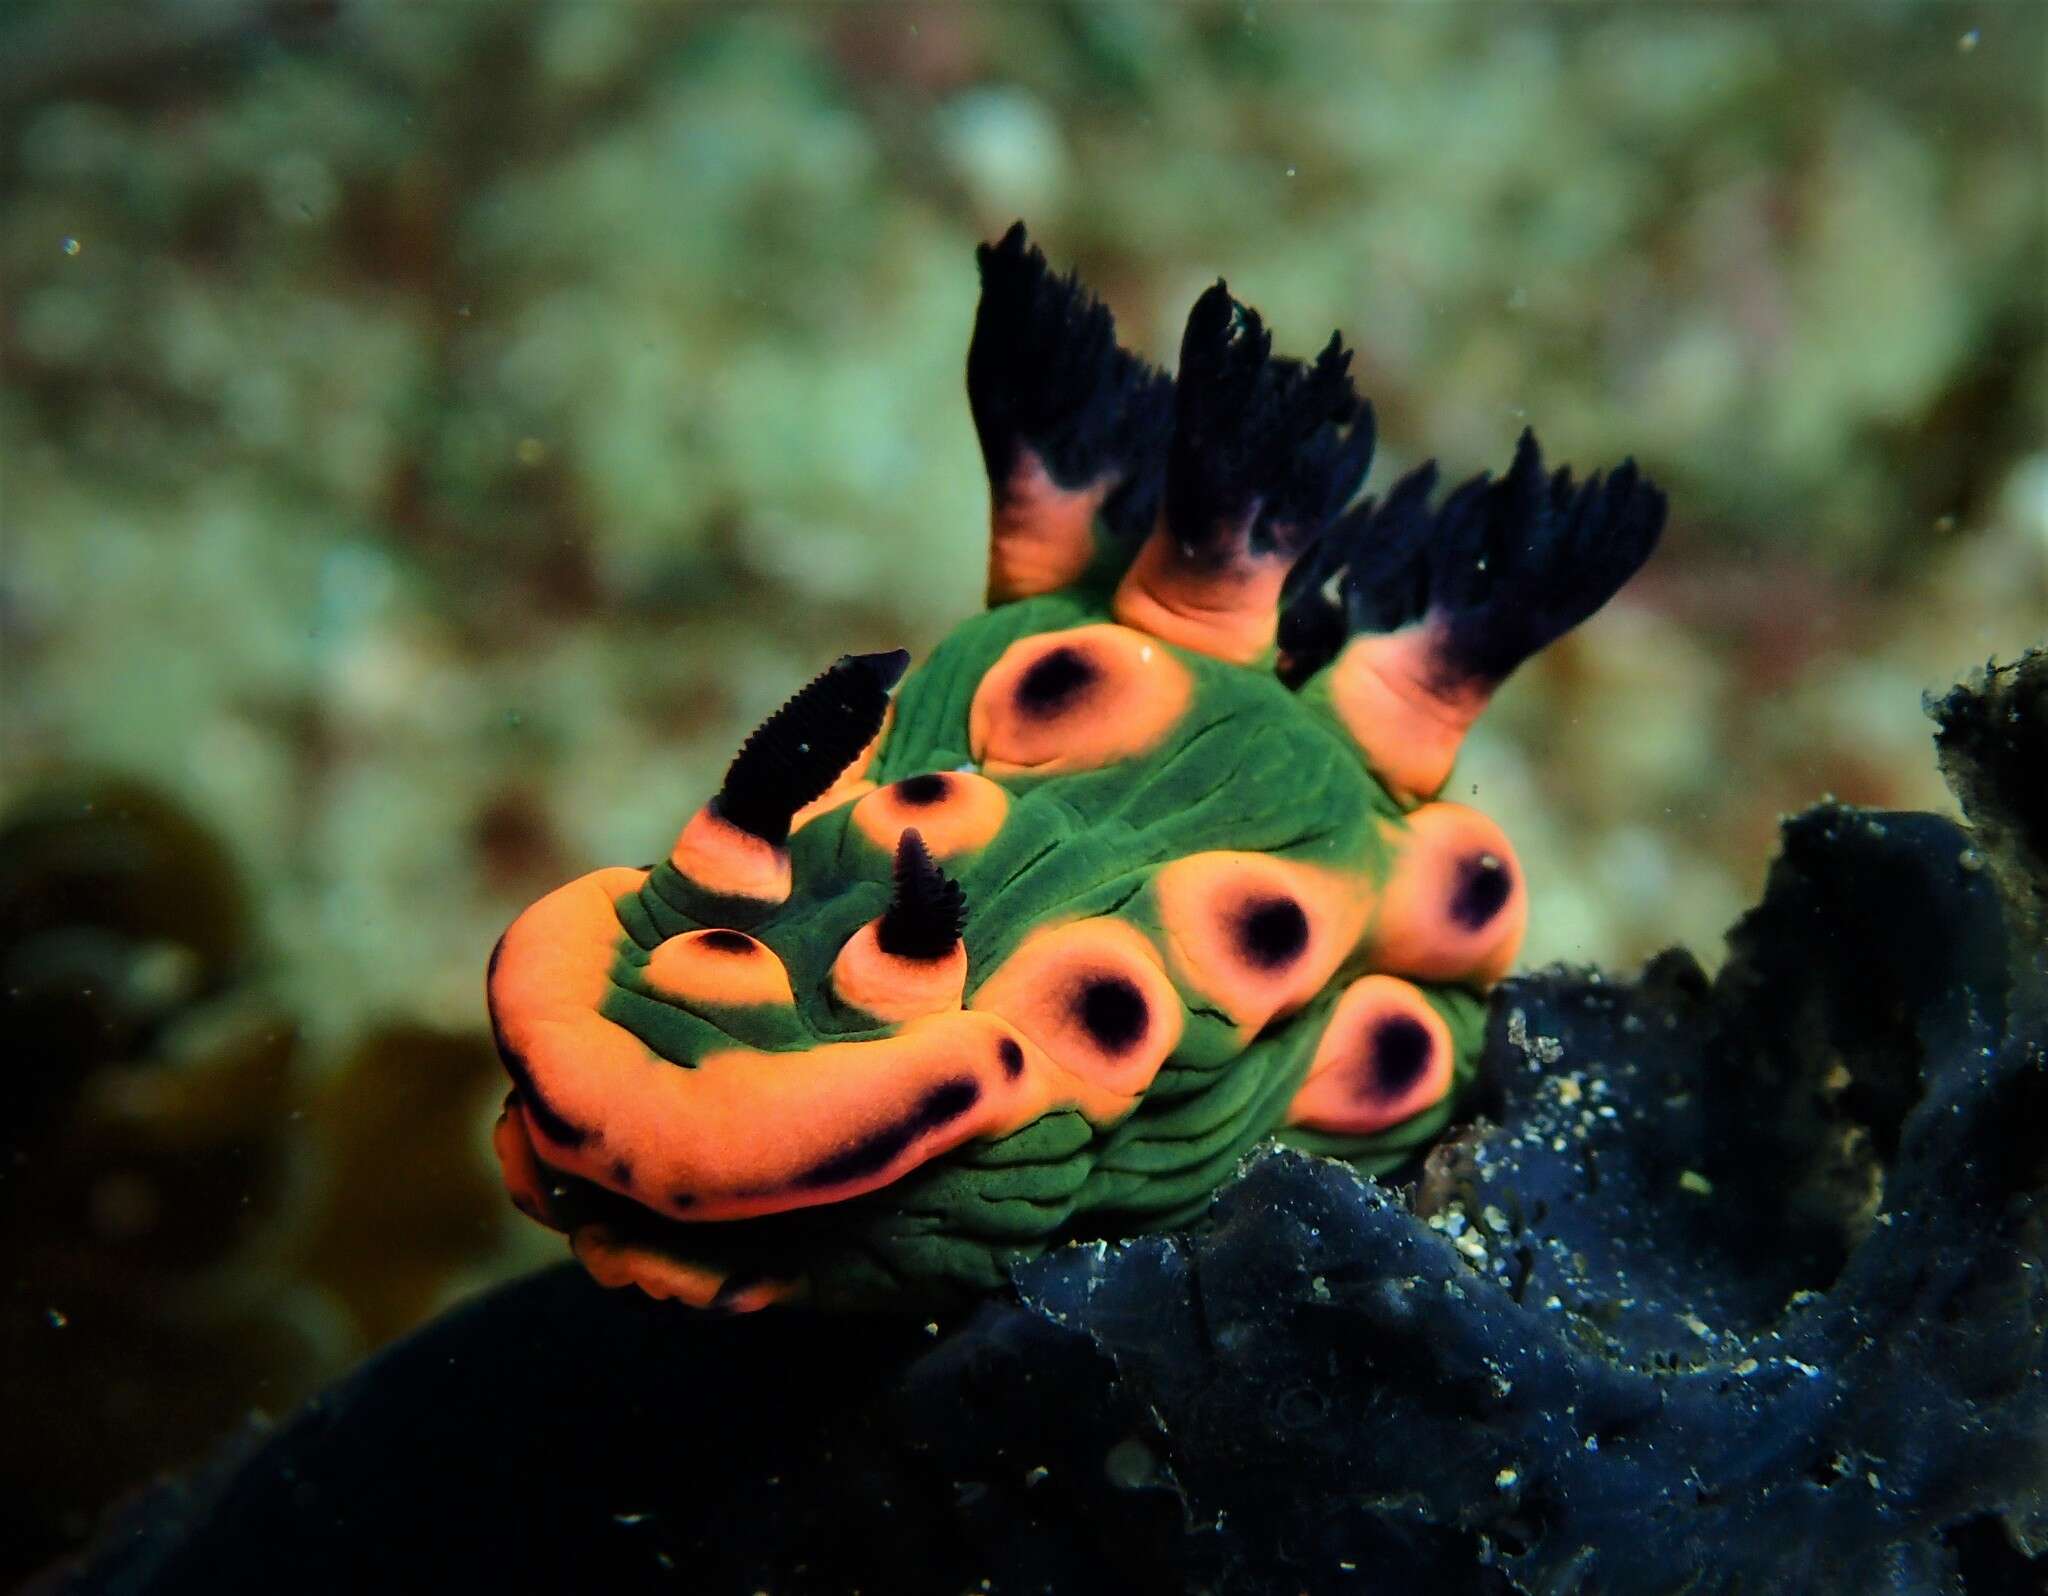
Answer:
(1286, 974, 1455, 1136)
(1110, 527, 1289, 665)
(987, 451, 1109, 605)
(1153, 851, 1374, 1038)
(1367, 803, 1527, 987)
(852, 771, 1009, 858)
(831, 920, 969, 1023)
(644, 928, 796, 1008)
(669, 805, 792, 904)
(1327, 626, 1491, 805)
(970, 917, 1183, 1102)
(968, 623, 1193, 777)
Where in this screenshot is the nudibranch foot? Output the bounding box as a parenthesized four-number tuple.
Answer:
(486, 222, 1664, 1311)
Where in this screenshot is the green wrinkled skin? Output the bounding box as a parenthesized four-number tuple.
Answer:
(571, 591, 1485, 1308)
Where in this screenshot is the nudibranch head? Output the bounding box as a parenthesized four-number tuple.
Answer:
(487, 223, 1665, 1311)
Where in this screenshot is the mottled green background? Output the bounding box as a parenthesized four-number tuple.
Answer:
(2, 0, 2042, 1578)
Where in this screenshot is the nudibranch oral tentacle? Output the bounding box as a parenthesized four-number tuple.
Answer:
(485, 222, 1665, 1310)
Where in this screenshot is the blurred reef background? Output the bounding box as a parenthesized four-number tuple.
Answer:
(1, 0, 2042, 1582)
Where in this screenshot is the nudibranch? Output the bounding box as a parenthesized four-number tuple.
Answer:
(487, 224, 1666, 1312)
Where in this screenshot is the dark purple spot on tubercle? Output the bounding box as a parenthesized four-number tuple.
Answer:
(1016, 646, 1099, 717)
(1362, 1014, 1434, 1100)
(894, 773, 951, 807)
(1075, 975, 1148, 1055)
(1236, 894, 1310, 969)
(1448, 852, 1513, 932)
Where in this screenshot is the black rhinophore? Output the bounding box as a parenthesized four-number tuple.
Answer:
(967, 222, 1174, 542)
(712, 650, 909, 845)
(875, 829, 967, 961)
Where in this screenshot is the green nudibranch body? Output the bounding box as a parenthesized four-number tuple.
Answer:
(487, 224, 1665, 1311)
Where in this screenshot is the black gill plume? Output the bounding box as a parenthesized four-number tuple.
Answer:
(1276, 429, 1665, 688)
(1164, 282, 1376, 564)
(967, 222, 1174, 541)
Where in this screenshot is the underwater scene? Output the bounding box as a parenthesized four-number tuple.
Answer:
(3, 3, 2044, 1592)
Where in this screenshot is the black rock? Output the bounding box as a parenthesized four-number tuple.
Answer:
(51, 654, 2048, 1596)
